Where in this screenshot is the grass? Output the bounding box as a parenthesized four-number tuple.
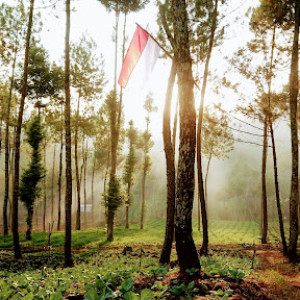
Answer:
(0, 220, 255, 248)
(0, 219, 285, 248)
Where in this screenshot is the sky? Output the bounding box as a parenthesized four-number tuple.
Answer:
(34, 0, 261, 139)
(1, 0, 291, 148)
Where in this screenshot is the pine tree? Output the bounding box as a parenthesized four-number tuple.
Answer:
(19, 116, 44, 240)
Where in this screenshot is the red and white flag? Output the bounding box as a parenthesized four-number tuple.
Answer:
(118, 25, 160, 89)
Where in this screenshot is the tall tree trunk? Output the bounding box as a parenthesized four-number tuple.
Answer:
(159, 60, 176, 264)
(171, 0, 201, 272)
(107, 3, 120, 242)
(196, 0, 218, 256)
(51, 144, 56, 223)
(125, 181, 131, 229)
(57, 121, 63, 231)
(288, 0, 299, 262)
(261, 116, 268, 244)
(43, 136, 47, 232)
(26, 206, 34, 240)
(172, 98, 178, 153)
(266, 26, 287, 254)
(84, 139, 87, 226)
(140, 167, 146, 230)
(91, 153, 96, 224)
(75, 96, 81, 230)
(64, 0, 73, 268)
(3, 49, 17, 235)
(12, 0, 35, 260)
(270, 122, 287, 254)
(204, 153, 212, 202)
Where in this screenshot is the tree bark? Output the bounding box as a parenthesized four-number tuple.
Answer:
(64, 0, 73, 268)
(51, 144, 56, 223)
(75, 97, 81, 230)
(261, 116, 268, 244)
(43, 136, 47, 232)
(84, 139, 87, 226)
(26, 206, 34, 240)
(171, 0, 201, 272)
(159, 60, 176, 265)
(288, 0, 299, 262)
(204, 153, 212, 202)
(270, 122, 287, 254)
(266, 26, 287, 255)
(106, 3, 120, 242)
(91, 153, 96, 224)
(125, 181, 131, 229)
(12, 0, 35, 260)
(196, 0, 218, 256)
(57, 118, 63, 231)
(3, 49, 17, 235)
(140, 167, 146, 229)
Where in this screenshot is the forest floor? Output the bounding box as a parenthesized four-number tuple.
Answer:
(0, 221, 299, 299)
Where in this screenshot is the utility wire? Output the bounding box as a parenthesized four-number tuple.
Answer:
(233, 137, 272, 148)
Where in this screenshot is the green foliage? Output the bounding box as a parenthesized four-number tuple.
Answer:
(19, 116, 44, 239)
(15, 42, 64, 99)
(19, 116, 44, 207)
(123, 120, 138, 205)
(103, 175, 123, 212)
(0, 1, 27, 62)
(71, 33, 106, 100)
(98, 0, 149, 14)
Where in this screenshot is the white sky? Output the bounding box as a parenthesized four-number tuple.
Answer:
(2, 0, 291, 146)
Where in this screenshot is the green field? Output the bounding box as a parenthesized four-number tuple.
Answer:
(0, 220, 284, 249)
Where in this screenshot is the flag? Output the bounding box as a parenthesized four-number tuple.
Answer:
(118, 25, 160, 89)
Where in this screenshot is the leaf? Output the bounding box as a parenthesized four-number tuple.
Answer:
(123, 291, 139, 300)
(57, 282, 69, 293)
(84, 288, 100, 300)
(170, 284, 185, 296)
(187, 281, 195, 290)
(140, 289, 153, 300)
(49, 292, 63, 300)
(120, 278, 134, 294)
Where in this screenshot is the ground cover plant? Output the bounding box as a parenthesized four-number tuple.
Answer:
(0, 221, 299, 299)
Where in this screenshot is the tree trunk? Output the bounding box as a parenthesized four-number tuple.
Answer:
(159, 60, 176, 264)
(57, 120, 63, 231)
(171, 0, 200, 272)
(26, 206, 34, 240)
(3, 49, 17, 235)
(270, 122, 287, 254)
(43, 136, 47, 232)
(107, 209, 114, 242)
(261, 116, 268, 244)
(204, 153, 212, 202)
(75, 97, 81, 230)
(266, 26, 287, 255)
(288, 0, 299, 262)
(64, 0, 73, 268)
(84, 140, 87, 226)
(51, 144, 56, 223)
(91, 153, 96, 224)
(106, 3, 120, 242)
(125, 180, 131, 229)
(196, 0, 218, 256)
(140, 168, 146, 229)
(12, 0, 35, 260)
